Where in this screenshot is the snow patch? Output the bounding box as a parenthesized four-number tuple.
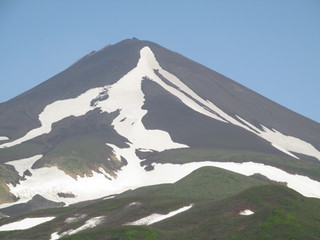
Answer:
(50, 232, 60, 240)
(125, 204, 193, 225)
(271, 143, 299, 159)
(5, 155, 43, 176)
(137, 148, 153, 152)
(0, 217, 55, 231)
(140, 49, 225, 123)
(126, 202, 142, 207)
(51, 216, 104, 239)
(65, 214, 87, 224)
(239, 209, 254, 216)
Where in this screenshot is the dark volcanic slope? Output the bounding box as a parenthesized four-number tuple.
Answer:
(142, 79, 284, 155)
(145, 41, 320, 149)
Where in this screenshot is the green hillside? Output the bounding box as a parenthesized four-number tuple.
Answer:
(1, 166, 319, 240)
(119, 166, 266, 200)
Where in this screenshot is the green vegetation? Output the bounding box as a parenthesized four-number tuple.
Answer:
(120, 166, 266, 200)
(149, 185, 320, 240)
(223, 185, 320, 240)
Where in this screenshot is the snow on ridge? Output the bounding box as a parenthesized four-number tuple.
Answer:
(0, 217, 55, 231)
(5, 155, 43, 177)
(125, 204, 193, 226)
(138, 47, 267, 136)
(96, 48, 188, 152)
(140, 48, 225, 123)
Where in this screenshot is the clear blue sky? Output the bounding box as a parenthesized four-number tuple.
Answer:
(1, 0, 319, 122)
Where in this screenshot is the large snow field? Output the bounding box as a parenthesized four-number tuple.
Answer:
(2, 151, 319, 210)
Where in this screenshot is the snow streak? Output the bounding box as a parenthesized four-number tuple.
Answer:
(50, 216, 104, 240)
(125, 204, 193, 225)
(0, 217, 55, 231)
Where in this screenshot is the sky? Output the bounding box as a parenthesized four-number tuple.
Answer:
(0, 0, 319, 122)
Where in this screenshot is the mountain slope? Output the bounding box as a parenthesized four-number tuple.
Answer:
(0, 38, 319, 210)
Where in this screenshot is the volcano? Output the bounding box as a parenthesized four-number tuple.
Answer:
(0, 39, 319, 237)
